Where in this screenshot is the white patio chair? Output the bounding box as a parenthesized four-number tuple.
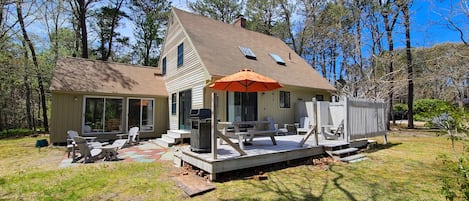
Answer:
(116, 127, 140, 147)
(296, 117, 310, 135)
(127, 127, 140, 145)
(322, 119, 343, 140)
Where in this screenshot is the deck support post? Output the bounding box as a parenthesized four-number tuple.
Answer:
(211, 92, 247, 159)
(211, 93, 218, 159)
(298, 127, 317, 147)
(298, 98, 319, 147)
(344, 97, 349, 143)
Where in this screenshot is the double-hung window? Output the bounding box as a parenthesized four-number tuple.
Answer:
(162, 57, 167, 75)
(83, 97, 123, 134)
(279, 91, 291, 108)
(128, 98, 155, 132)
(177, 43, 184, 67)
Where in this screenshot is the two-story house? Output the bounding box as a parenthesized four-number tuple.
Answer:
(49, 8, 335, 145)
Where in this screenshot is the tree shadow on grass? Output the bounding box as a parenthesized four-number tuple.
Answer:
(213, 157, 329, 200)
(239, 166, 330, 201)
(238, 163, 380, 201)
(329, 166, 357, 201)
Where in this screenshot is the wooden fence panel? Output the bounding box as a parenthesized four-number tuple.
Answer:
(346, 98, 387, 140)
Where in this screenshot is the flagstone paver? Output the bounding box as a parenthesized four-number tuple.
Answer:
(59, 142, 168, 168)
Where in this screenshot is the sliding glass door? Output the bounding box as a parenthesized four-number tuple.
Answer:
(83, 97, 123, 134)
(179, 89, 192, 130)
(227, 92, 257, 122)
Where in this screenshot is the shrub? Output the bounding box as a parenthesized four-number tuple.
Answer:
(0, 129, 34, 139)
(439, 154, 469, 201)
(414, 99, 452, 122)
(393, 103, 408, 120)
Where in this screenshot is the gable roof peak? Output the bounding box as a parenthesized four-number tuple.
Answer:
(170, 7, 336, 91)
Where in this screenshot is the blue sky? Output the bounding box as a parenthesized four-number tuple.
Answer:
(169, 0, 466, 49)
(27, 0, 466, 53)
(406, 0, 465, 47)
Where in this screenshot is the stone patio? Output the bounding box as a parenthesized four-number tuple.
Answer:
(59, 141, 171, 168)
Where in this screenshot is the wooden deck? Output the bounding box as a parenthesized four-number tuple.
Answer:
(178, 135, 349, 180)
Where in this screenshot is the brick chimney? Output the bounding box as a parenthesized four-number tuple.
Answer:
(233, 14, 246, 28)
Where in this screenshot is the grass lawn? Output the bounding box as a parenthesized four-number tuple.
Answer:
(0, 130, 462, 200)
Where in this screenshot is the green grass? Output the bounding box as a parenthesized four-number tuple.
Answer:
(0, 131, 464, 200)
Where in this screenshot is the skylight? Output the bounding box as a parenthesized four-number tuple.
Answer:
(270, 53, 286, 65)
(239, 46, 256, 59)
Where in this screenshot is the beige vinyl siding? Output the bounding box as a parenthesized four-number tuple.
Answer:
(257, 87, 331, 126)
(50, 92, 168, 144)
(162, 14, 210, 130)
(204, 88, 227, 121)
(50, 93, 83, 144)
(152, 97, 169, 138)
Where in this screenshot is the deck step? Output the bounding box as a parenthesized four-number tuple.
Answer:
(167, 130, 191, 138)
(330, 147, 358, 156)
(155, 138, 174, 148)
(162, 134, 177, 143)
(350, 139, 369, 148)
(154, 130, 191, 148)
(339, 154, 367, 163)
(323, 142, 350, 151)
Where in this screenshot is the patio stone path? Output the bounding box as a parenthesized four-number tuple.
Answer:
(59, 142, 168, 168)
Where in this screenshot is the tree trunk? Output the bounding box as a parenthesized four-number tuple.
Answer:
(402, 1, 414, 129)
(16, 0, 49, 132)
(103, 0, 125, 61)
(144, 42, 150, 66)
(384, 13, 395, 129)
(381, 0, 400, 130)
(73, 21, 80, 57)
(53, 1, 60, 61)
(78, 0, 88, 58)
(21, 40, 33, 130)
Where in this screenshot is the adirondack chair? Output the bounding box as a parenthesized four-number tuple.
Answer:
(322, 119, 344, 140)
(66, 130, 99, 158)
(99, 139, 127, 161)
(127, 127, 140, 145)
(296, 117, 311, 135)
(73, 136, 103, 163)
(116, 127, 140, 147)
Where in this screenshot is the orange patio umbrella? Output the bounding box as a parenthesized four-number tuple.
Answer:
(209, 68, 282, 92)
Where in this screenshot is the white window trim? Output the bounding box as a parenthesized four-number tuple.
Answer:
(82, 95, 124, 135)
(126, 97, 155, 132)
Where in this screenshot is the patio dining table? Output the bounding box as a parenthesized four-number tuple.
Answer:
(218, 121, 277, 150)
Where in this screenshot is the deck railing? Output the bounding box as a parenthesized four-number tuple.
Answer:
(316, 97, 387, 143)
